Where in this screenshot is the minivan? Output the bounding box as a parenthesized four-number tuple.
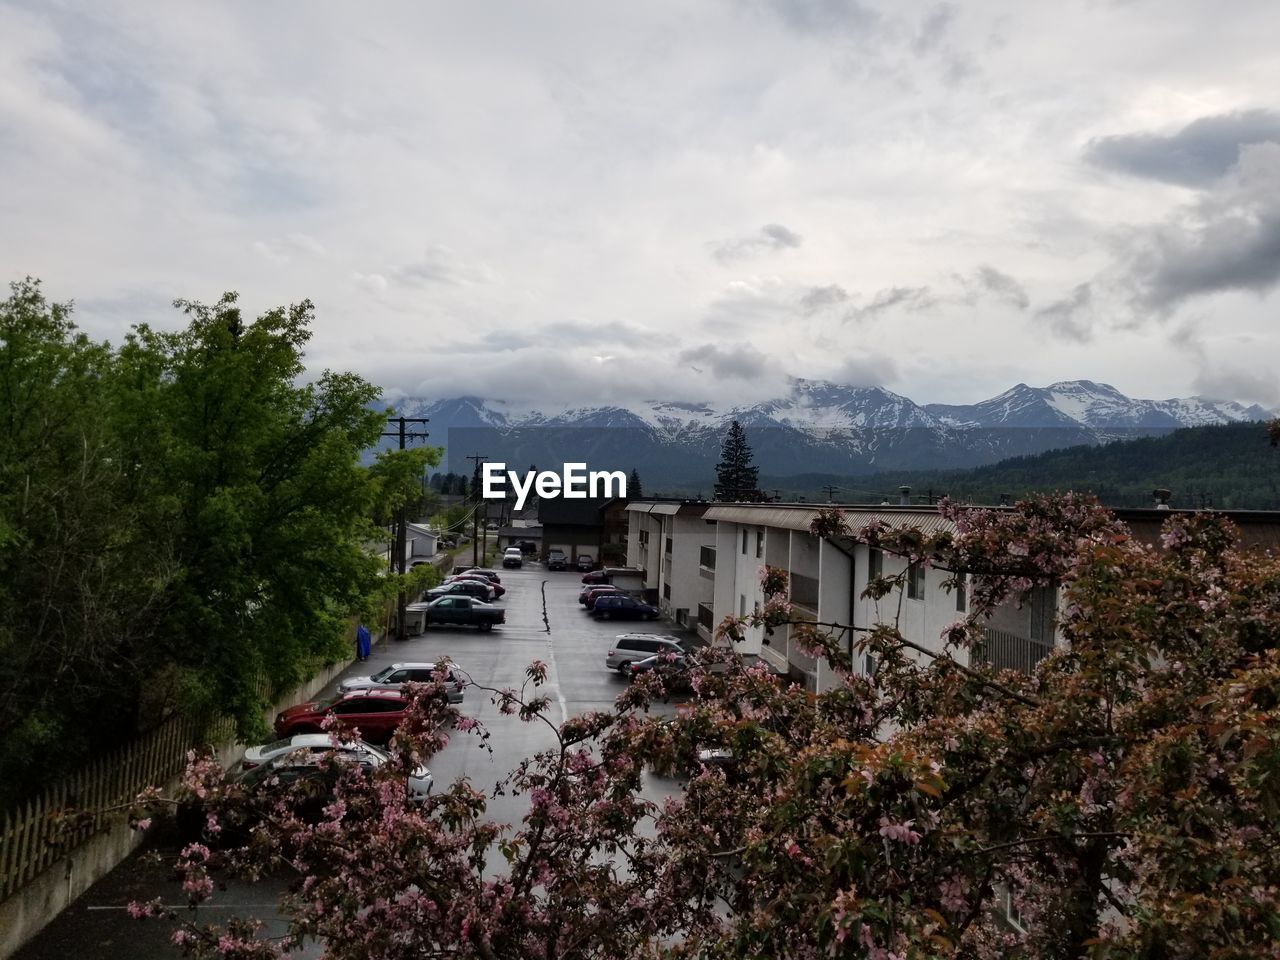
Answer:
(606, 633, 691, 673)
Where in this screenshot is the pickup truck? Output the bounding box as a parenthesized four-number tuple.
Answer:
(422, 595, 505, 632)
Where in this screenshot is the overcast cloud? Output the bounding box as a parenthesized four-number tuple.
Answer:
(2, 0, 1279, 410)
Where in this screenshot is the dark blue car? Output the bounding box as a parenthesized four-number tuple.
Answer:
(592, 595, 659, 620)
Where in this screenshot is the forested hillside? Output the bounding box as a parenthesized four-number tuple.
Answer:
(767, 421, 1280, 509)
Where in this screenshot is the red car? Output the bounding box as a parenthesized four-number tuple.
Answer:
(581, 586, 625, 609)
(274, 690, 410, 745)
(581, 569, 611, 585)
(445, 574, 506, 598)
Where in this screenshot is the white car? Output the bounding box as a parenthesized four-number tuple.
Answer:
(338, 662, 465, 702)
(240, 734, 433, 798)
(502, 547, 523, 568)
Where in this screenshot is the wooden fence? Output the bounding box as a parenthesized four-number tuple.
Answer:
(0, 711, 235, 902)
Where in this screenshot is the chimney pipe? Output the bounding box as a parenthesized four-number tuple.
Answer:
(999, 493, 1011, 507)
(1154, 488, 1172, 510)
(899, 485, 911, 506)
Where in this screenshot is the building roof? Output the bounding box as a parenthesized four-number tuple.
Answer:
(702, 503, 957, 538)
(627, 500, 711, 518)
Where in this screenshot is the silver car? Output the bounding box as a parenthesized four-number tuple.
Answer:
(239, 737, 432, 800)
(605, 634, 690, 673)
(338, 661, 465, 702)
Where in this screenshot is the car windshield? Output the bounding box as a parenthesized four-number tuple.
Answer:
(370, 666, 397, 682)
(310, 697, 337, 711)
(257, 737, 299, 753)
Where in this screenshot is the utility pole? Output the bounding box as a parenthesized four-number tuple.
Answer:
(381, 416, 430, 642)
(465, 452, 487, 568)
(822, 484, 839, 503)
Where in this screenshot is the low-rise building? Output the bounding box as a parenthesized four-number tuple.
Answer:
(625, 501, 713, 626)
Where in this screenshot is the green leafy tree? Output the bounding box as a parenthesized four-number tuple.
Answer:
(111, 293, 399, 739)
(0, 280, 169, 797)
(714, 419, 760, 501)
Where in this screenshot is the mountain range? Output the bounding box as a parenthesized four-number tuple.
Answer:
(393, 379, 1274, 487)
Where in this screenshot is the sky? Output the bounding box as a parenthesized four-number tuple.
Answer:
(3, 0, 1279, 410)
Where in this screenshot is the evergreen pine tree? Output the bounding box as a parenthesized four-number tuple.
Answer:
(714, 419, 759, 501)
(628, 468, 642, 499)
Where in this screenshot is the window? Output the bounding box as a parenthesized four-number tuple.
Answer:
(864, 653, 876, 677)
(699, 545, 716, 570)
(755, 530, 764, 559)
(907, 563, 925, 600)
(868, 548, 883, 582)
(739, 595, 747, 617)
(955, 575, 967, 612)
(742, 530, 748, 555)
(1029, 584, 1056, 642)
(1003, 887, 1026, 933)
(663, 582, 671, 599)
(665, 537, 673, 554)
(387, 671, 408, 682)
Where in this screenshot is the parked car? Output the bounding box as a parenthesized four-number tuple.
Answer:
(627, 653, 694, 692)
(426, 580, 495, 603)
(274, 689, 411, 744)
(606, 633, 692, 673)
(575, 554, 596, 572)
(337, 661, 466, 702)
(592, 594, 659, 620)
(241, 733, 370, 770)
(580, 585, 624, 607)
(422, 595, 506, 631)
(457, 568, 502, 584)
(503, 547, 523, 568)
(444, 574, 505, 598)
(518, 540, 538, 555)
(581, 568, 610, 585)
(547, 549, 568, 571)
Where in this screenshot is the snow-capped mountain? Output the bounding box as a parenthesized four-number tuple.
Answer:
(394, 380, 1273, 486)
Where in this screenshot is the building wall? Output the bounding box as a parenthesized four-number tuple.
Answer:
(661, 514, 715, 627)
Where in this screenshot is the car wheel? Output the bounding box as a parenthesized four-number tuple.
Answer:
(601, 610, 611, 620)
(480, 621, 493, 632)
(648, 612, 659, 620)
(617, 662, 631, 675)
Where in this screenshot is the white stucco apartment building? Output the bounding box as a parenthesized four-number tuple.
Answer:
(627, 500, 1059, 693)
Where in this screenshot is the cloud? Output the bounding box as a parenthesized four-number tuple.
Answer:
(677, 343, 772, 379)
(1085, 109, 1280, 187)
(1036, 282, 1094, 342)
(389, 244, 495, 287)
(749, 0, 876, 34)
(913, 3, 956, 55)
(798, 283, 850, 315)
(843, 285, 935, 324)
(1191, 365, 1279, 408)
(959, 265, 1029, 310)
(828, 352, 899, 387)
(1128, 142, 1280, 311)
(710, 223, 803, 263)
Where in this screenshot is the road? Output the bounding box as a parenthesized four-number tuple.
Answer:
(14, 564, 691, 960)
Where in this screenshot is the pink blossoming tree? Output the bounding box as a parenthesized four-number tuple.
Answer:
(124, 493, 1278, 958)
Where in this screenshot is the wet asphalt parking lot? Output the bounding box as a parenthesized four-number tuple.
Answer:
(15, 563, 693, 959)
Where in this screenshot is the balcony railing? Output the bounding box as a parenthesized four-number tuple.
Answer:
(699, 545, 716, 570)
(972, 628, 1054, 675)
(697, 602, 715, 631)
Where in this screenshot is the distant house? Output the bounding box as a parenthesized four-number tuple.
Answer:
(403, 522, 439, 564)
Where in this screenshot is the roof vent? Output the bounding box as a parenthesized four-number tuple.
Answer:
(899, 485, 911, 506)
(999, 493, 1011, 507)
(1154, 488, 1172, 510)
